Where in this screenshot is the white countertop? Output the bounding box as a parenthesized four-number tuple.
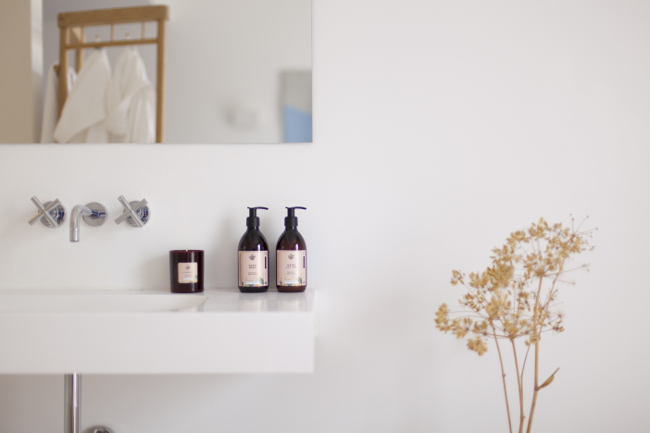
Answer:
(0, 288, 316, 374)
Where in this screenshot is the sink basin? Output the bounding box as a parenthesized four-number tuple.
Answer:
(0, 291, 206, 313)
(0, 288, 315, 374)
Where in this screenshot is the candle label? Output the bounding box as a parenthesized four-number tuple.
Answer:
(178, 262, 198, 284)
(239, 251, 269, 287)
(277, 250, 307, 286)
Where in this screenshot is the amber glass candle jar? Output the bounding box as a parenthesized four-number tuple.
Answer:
(169, 250, 204, 293)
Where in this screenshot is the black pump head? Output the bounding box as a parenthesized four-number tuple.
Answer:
(246, 207, 268, 228)
(284, 206, 306, 227)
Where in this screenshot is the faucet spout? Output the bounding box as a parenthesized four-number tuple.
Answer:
(70, 203, 107, 242)
(70, 205, 92, 242)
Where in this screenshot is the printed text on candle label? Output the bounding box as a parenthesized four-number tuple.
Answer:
(178, 262, 198, 284)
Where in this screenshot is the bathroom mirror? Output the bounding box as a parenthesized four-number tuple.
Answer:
(12, 0, 312, 144)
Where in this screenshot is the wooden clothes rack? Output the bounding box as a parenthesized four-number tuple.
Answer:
(57, 5, 169, 143)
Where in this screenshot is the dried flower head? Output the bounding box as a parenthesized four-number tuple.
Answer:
(436, 217, 593, 353)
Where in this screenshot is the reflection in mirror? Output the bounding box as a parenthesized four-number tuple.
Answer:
(0, 0, 311, 144)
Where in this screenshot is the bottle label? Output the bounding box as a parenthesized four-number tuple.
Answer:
(178, 262, 198, 284)
(239, 251, 269, 287)
(277, 250, 307, 286)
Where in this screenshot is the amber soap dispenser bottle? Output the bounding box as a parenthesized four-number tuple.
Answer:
(276, 206, 307, 292)
(238, 207, 270, 293)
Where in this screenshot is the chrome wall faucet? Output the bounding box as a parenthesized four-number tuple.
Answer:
(70, 202, 107, 242)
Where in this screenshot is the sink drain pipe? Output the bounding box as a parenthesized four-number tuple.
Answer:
(64, 374, 114, 433)
(64, 374, 81, 433)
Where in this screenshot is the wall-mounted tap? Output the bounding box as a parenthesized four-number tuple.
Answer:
(115, 195, 150, 228)
(28, 196, 67, 228)
(70, 202, 107, 242)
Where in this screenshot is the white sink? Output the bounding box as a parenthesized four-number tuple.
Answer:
(0, 292, 206, 313)
(0, 288, 315, 374)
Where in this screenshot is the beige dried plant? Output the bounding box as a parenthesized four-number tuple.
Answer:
(435, 217, 594, 433)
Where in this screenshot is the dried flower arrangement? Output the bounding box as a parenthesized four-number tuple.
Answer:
(435, 217, 594, 433)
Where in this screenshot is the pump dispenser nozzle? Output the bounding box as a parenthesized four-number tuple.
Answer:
(284, 206, 306, 227)
(246, 207, 268, 228)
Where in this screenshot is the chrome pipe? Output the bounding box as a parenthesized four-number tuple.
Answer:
(70, 205, 92, 242)
(64, 374, 81, 433)
(70, 203, 106, 242)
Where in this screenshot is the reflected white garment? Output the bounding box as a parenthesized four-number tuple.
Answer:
(53, 50, 111, 143)
(105, 47, 155, 143)
(40, 64, 77, 143)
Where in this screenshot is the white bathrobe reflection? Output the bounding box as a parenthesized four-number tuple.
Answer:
(53, 49, 111, 143)
(40, 64, 76, 143)
(53, 47, 155, 144)
(105, 47, 155, 143)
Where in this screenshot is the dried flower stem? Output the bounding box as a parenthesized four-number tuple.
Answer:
(492, 324, 513, 433)
(526, 276, 545, 433)
(527, 244, 567, 433)
(511, 339, 525, 433)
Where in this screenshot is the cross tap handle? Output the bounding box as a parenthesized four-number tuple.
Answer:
(115, 195, 149, 228)
(28, 196, 66, 228)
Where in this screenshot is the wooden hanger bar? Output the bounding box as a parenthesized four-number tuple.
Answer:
(69, 27, 85, 72)
(66, 38, 159, 50)
(58, 5, 168, 27)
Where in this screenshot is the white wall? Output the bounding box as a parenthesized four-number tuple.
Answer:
(1, 0, 650, 432)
